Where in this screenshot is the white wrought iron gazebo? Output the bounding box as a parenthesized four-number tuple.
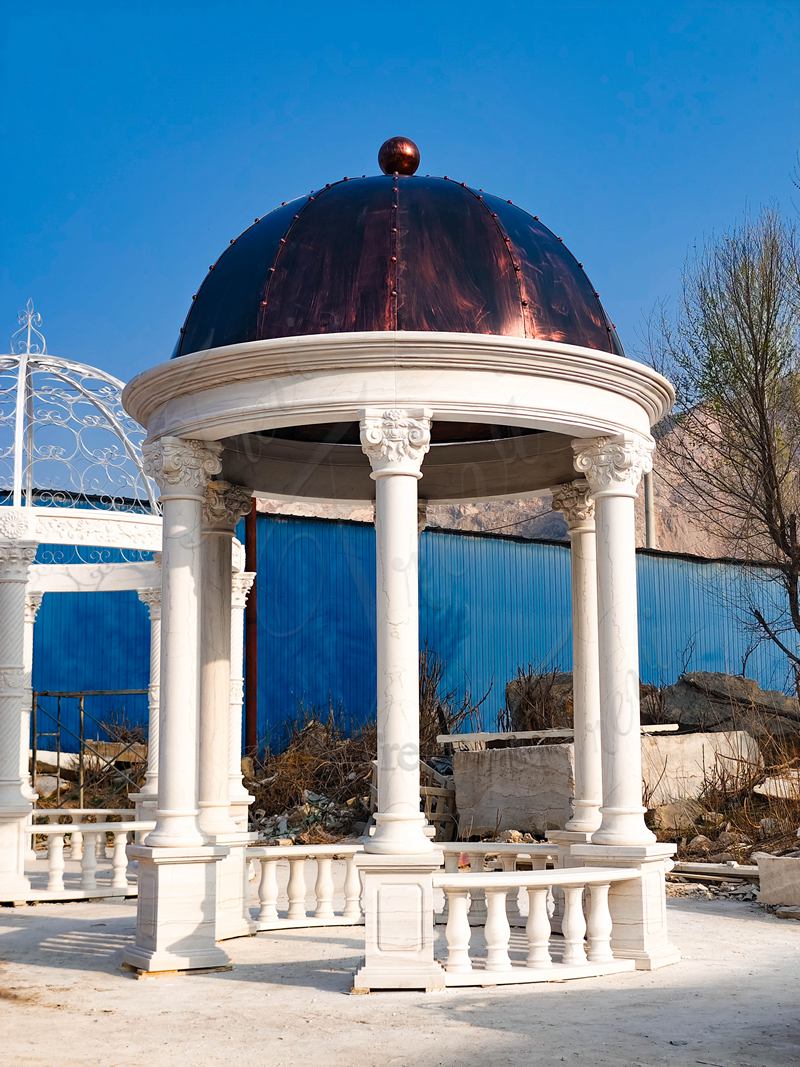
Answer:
(0, 303, 251, 906)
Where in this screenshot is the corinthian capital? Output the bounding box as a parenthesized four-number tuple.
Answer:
(231, 571, 256, 609)
(359, 408, 432, 478)
(551, 479, 595, 530)
(137, 586, 162, 619)
(203, 481, 253, 531)
(142, 436, 223, 495)
(572, 434, 654, 498)
(24, 592, 43, 624)
(0, 541, 38, 578)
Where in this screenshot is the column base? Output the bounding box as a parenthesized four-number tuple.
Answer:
(364, 813, 434, 856)
(352, 851, 446, 992)
(0, 808, 32, 902)
(122, 844, 230, 974)
(205, 833, 257, 940)
(129, 791, 158, 827)
(228, 791, 254, 834)
(572, 842, 680, 970)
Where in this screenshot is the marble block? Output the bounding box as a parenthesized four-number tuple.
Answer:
(757, 855, 800, 907)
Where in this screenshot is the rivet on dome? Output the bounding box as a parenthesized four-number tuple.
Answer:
(533, 215, 539, 221)
(507, 199, 513, 204)
(254, 217, 260, 223)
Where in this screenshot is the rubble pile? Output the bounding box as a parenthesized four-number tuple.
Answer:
(245, 718, 375, 845)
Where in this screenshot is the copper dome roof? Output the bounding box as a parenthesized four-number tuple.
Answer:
(174, 151, 622, 358)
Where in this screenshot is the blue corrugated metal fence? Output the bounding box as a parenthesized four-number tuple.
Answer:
(31, 515, 793, 750)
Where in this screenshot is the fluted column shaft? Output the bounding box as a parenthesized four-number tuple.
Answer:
(21, 591, 43, 798)
(136, 585, 161, 799)
(574, 434, 656, 846)
(551, 481, 602, 834)
(198, 481, 252, 838)
(142, 436, 223, 848)
(229, 571, 255, 827)
(360, 408, 433, 856)
(0, 543, 38, 811)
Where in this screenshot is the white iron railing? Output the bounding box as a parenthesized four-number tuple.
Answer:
(28, 821, 153, 899)
(248, 845, 363, 931)
(433, 866, 641, 986)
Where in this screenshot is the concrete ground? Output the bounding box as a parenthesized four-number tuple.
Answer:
(1, 896, 798, 1067)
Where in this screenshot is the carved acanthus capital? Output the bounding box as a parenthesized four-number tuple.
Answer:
(359, 408, 432, 478)
(0, 541, 38, 578)
(137, 586, 162, 619)
(24, 592, 44, 624)
(142, 436, 223, 496)
(231, 571, 256, 610)
(572, 434, 654, 498)
(203, 481, 253, 531)
(551, 479, 595, 530)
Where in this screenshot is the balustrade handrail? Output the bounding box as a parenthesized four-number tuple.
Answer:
(440, 842, 560, 856)
(434, 866, 640, 890)
(33, 808, 134, 820)
(247, 844, 363, 859)
(33, 820, 150, 834)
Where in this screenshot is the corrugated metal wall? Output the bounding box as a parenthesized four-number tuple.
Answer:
(30, 515, 793, 750)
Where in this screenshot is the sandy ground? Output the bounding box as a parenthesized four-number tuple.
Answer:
(1, 896, 798, 1067)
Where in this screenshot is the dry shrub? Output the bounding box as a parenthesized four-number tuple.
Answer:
(419, 647, 487, 757)
(248, 709, 376, 820)
(671, 703, 800, 857)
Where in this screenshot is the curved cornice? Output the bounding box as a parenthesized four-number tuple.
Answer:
(124, 332, 674, 435)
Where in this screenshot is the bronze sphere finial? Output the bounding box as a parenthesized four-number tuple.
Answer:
(378, 136, 420, 176)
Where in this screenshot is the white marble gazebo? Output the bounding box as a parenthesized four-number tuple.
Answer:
(118, 137, 680, 989)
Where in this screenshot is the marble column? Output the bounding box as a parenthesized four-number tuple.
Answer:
(131, 584, 161, 823)
(573, 435, 654, 847)
(142, 437, 223, 849)
(198, 481, 252, 838)
(571, 434, 679, 970)
(353, 408, 445, 994)
(21, 592, 43, 801)
(0, 541, 38, 899)
(229, 571, 255, 830)
(551, 480, 602, 835)
(360, 407, 433, 858)
(124, 436, 230, 975)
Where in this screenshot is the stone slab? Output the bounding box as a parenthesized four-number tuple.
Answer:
(453, 730, 761, 835)
(757, 855, 800, 907)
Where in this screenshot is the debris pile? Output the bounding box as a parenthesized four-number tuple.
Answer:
(246, 718, 375, 845)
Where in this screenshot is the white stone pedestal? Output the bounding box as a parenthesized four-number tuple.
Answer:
(206, 834, 257, 941)
(353, 852, 446, 992)
(122, 844, 231, 974)
(572, 842, 680, 970)
(0, 809, 32, 900)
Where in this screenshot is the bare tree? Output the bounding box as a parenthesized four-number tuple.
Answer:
(652, 209, 800, 692)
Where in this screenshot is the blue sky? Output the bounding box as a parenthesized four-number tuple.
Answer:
(2, 1, 799, 381)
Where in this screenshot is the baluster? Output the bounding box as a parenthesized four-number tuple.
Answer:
(47, 833, 65, 892)
(342, 855, 362, 921)
(438, 851, 459, 922)
(530, 854, 548, 871)
(257, 859, 279, 924)
(70, 828, 83, 861)
(443, 888, 472, 973)
(80, 831, 98, 892)
(314, 856, 335, 920)
(286, 857, 307, 921)
(500, 855, 522, 925)
(525, 887, 552, 969)
(561, 885, 587, 966)
(586, 882, 614, 963)
(484, 888, 512, 971)
(466, 851, 487, 925)
(110, 832, 129, 890)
